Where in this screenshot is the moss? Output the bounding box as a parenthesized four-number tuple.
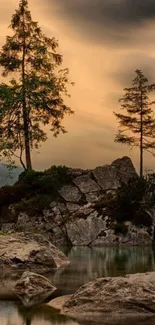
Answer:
(0, 232, 8, 236)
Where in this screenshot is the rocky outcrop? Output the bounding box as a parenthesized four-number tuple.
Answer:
(14, 271, 57, 307)
(0, 233, 69, 272)
(62, 272, 155, 318)
(0, 156, 149, 247)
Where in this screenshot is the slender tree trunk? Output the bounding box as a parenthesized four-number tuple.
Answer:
(140, 88, 143, 178)
(22, 7, 32, 171)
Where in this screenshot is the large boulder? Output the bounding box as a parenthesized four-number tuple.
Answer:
(73, 175, 101, 193)
(59, 185, 81, 202)
(112, 156, 137, 184)
(93, 156, 137, 191)
(62, 272, 155, 318)
(93, 165, 120, 190)
(0, 233, 69, 272)
(66, 213, 108, 246)
(14, 271, 57, 307)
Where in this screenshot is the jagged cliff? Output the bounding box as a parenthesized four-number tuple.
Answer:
(0, 156, 154, 246)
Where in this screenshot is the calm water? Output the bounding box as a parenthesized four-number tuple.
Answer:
(1, 246, 155, 325)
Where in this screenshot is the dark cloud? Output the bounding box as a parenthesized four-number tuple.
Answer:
(49, 0, 155, 44)
(110, 53, 155, 86)
(56, 0, 155, 25)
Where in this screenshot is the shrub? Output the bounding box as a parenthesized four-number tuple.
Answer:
(0, 183, 31, 206)
(113, 177, 153, 227)
(14, 195, 52, 215)
(113, 222, 128, 235)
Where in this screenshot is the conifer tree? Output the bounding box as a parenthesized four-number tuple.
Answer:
(0, 0, 74, 170)
(114, 70, 155, 178)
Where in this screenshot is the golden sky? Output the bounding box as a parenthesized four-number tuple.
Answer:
(1, 0, 155, 172)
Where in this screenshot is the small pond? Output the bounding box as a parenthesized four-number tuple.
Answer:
(1, 246, 155, 325)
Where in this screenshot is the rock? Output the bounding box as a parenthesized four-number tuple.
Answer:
(66, 203, 80, 213)
(1, 223, 15, 233)
(62, 272, 155, 317)
(48, 295, 72, 310)
(0, 233, 69, 272)
(93, 165, 120, 190)
(118, 222, 152, 245)
(91, 229, 117, 246)
(67, 168, 86, 177)
(14, 271, 57, 307)
(57, 202, 68, 214)
(66, 214, 107, 246)
(112, 156, 137, 184)
(73, 175, 100, 194)
(59, 185, 81, 203)
(85, 192, 101, 203)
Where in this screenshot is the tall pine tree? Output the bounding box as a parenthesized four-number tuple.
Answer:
(0, 0, 74, 170)
(114, 70, 155, 178)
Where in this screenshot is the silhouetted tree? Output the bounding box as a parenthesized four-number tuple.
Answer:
(0, 0, 74, 170)
(114, 70, 155, 177)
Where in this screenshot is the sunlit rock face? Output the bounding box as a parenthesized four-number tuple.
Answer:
(0, 156, 152, 247)
(62, 272, 155, 318)
(14, 271, 57, 307)
(0, 233, 69, 272)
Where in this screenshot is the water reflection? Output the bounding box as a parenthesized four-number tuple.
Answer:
(53, 246, 155, 294)
(0, 301, 79, 325)
(1, 301, 155, 325)
(0, 247, 155, 324)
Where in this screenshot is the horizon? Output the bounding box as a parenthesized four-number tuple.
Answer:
(1, 0, 155, 173)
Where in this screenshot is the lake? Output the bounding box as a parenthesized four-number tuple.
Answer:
(1, 246, 155, 325)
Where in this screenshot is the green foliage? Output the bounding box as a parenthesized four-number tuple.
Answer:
(18, 165, 71, 194)
(114, 70, 155, 177)
(0, 183, 31, 206)
(0, 165, 71, 217)
(0, 0, 74, 169)
(113, 177, 153, 227)
(145, 172, 155, 207)
(14, 195, 52, 215)
(0, 232, 8, 236)
(113, 223, 128, 236)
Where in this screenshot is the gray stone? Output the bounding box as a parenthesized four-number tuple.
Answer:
(14, 271, 57, 307)
(50, 201, 56, 209)
(62, 272, 155, 317)
(67, 168, 86, 177)
(91, 229, 117, 246)
(66, 203, 80, 213)
(57, 202, 67, 214)
(85, 192, 101, 203)
(73, 175, 100, 194)
(66, 214, 108, 246)
(93, 165, 120, 190)
(59, 185, 81, 202)
(73, 203, 95, 218)
(118, 222, 152, 245)
(112, 156, 137, 184)
(1, 223, 15, 233)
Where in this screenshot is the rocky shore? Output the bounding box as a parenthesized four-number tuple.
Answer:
(0, 156, 154, 246)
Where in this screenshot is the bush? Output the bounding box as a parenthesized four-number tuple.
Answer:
(14, 195, 52, 215)
(0, 165, 71, 214)
(17, 165, 71, 195)
(113, 223, 128, 235)
(0, 183, 31, 206)
(112, 177, 153, 227)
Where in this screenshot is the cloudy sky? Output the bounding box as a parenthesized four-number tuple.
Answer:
(1, 0, 155, 172)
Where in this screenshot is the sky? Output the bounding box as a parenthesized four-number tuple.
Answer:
(1, 0, 155, 172)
